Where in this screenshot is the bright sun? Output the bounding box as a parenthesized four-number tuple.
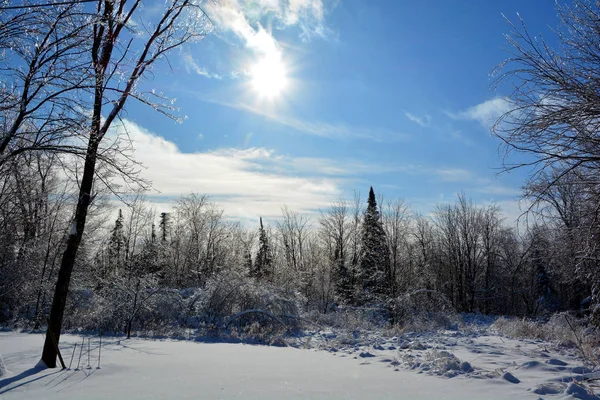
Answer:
(249, 55, 288, 99)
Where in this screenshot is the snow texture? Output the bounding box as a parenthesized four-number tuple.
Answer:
(0, 353, 8, 378)
(0, 330, 598, 399)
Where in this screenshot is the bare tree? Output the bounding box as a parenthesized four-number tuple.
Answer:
(319, 200, 352, 303)
(433, 194, 484, 312)
(409, 214, 436, 291)
(42, 0, 213, 367)
(494, 0, 600, 316)
(0, 152, 71, 326)
(276, 206, 311, 297)
(493, 0, 600, 201)
(0, 2, 89, 164)
(381, 198, 411, 300)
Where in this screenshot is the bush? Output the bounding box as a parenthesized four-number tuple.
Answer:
(493, 313, 600, 363)
(189, 272, 303, 340)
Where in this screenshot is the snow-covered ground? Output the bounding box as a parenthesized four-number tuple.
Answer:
(0, 329, 598, 399)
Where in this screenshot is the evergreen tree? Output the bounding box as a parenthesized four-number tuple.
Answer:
(159, 212, 169, 242)
(139, 226, 161, 275)
(244, 250, 253, 275)
(252, 217, 273, 281)
(359, 187, 390, 302)
(333, 245, 354, 304)
(107, 209, 126, 275)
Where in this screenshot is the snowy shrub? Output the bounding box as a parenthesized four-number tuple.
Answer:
(493, 317, 543, 340)
(399, 312, 460, 333)
(493, 313, 600, 363)
(424, 350, 462, 374)
(398, 349, 472, 378)
(304, 306, 387, 332)
(62, 275, 180, 336)
(418, 350, 473, 377)
(389, 289, 457, 330)
(190, 272, 303, 339)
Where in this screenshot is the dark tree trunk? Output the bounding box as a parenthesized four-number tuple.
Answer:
(41, 142, 97, 367)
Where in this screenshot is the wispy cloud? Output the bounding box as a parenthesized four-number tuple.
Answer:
(182, 53, 222, 80)
(449, 97, 511, 130)
(207, 0, 327, 41)
(434, 168, 474, 182)
(197, 96, 410, 141)
(404, 111, 432, 128)
(431, 168, 519, 196)
(402, 110, 477, 147)
(475, 184, 521, 196)
(204, 0, 329, 77)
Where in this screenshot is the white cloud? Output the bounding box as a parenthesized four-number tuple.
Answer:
(434, 168, 474, 182)
(182, 53, 222, 79)
(103, 120, 521, 220)
(206, 0, 326, 42)
(475, 184, 521, 196)
(404, 111, 432, 128)
(450, 97, 511, 130)
(489, 199, 534, 229)
(108, 120, 356, 218)
(206, 0, 325, 51)
(203, 0, 328, 81)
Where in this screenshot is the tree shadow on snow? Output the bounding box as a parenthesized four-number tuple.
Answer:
(0, 365, 60, 394)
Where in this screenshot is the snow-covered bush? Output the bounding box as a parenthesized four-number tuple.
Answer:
(399, 312, 460, 333)
(424, 350, 462, 375)
(62, 275, 181, 336)
(389, 289, 456, 330)
(187, 272, 303, 340)
(493, 313, 600, 363)
(304, 306, 387, 332)
(399, 349, 473, 378)
(493, 317, 543, 340)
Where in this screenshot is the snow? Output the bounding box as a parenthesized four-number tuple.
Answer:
(0, 353, 8, 378)
(0, 330, 598, 399)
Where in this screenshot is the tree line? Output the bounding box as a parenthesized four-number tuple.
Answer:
(0, 157, 592, 336)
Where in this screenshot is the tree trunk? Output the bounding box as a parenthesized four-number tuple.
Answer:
(41, 142, 97, 367)
(126, 319, 133, 339)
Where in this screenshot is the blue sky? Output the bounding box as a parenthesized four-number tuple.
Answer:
(119, 0, 562, 221)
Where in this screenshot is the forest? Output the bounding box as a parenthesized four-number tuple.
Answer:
(1, 0, 600, 372)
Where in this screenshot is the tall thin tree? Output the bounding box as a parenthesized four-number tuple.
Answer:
(41, 0, 212, 367)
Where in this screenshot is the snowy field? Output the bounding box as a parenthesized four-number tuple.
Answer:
(0, 330, 598, 399)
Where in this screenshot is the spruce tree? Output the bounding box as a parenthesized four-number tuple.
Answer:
(159, 212, 169, 242)
(253, 217, 273, 281)
(244, 250, 253, 275)
(107, 209, 126, 275)
(359, 187, 390, 302)
(334, 246, 354, 304)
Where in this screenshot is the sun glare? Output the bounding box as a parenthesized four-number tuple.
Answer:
(249, 55, 288, 99)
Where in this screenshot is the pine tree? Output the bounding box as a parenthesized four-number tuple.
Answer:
(244, 250, 253, 275)
(252, 217, 273, 281)
(334, 245, 354, 304)
(107, 209, 126, 275)
(359, 187, 390, 302)
(159, 212, 169, 242)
